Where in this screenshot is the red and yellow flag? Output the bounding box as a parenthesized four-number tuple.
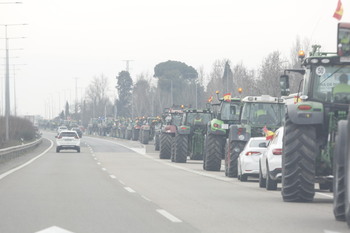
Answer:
(208, 96, 213, 102)
(333, 0, 344, 21)
(263, 126, 275, 140)
(223, 93, 231, 102)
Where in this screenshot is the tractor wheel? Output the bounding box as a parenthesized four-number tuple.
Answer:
(174, 134, 188, 163)
(204, 134, 224, 171)
(142, 130, 150, 144)
(159, 133, 172, 159)
(189, 132, 204, 160)
(202, 135, 208, 170)
(126, 130, 132, 140)
(132, 129, 139, 141)
(155, 133, 160, 151)
(344, 120, 350, 225)
(282, 115, 318, 202)
(225, 140, 245, 178)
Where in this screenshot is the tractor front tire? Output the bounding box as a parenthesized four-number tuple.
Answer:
(204, 134, 224, 171)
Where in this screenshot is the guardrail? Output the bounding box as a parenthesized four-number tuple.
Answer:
(0, 138, 42, 163)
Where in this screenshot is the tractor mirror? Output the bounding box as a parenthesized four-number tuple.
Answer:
(280, 75, 290, 96)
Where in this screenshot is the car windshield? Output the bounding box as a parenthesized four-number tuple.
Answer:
(241, 102, 284, 126)
(220, 102, 240, 121)
(312, 64, 350, 102)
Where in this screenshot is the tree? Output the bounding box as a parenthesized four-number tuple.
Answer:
(154, 60, 198, 109)
(86, 74, 112, 119)
(133, 73, 152, 117)
(116, 71, 133, 117)
(256, 51, 286, 97)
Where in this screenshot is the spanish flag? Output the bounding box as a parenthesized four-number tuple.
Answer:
(208, 96, 213, 103)
(263, 126, 275, 140)
(333, 0, 343, 21)
(223, 93, 231, 102)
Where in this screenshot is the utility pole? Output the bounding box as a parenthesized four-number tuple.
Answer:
(0, 23, 26, 141)
(74, 77, 78, 116)
(122, 60, 133, 72)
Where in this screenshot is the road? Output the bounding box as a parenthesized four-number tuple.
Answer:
(0, 132, 348, 233)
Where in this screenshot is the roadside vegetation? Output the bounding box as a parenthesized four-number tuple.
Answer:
(0, 116, 37, 149)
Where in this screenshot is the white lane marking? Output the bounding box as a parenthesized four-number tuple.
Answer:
(324, 230, 341, 233)
(124, 187, 136, 193)
(94, 158, 97, 160)
(119, 180, 125, 185)
(0, 139, 54, 181)
(35, 226, 75, 233)
(102, 167, 107, 171)
(141, 195, 152, 202)
(156, 209, 182, 223)
(110, 175, 116, 179)
(97, 162, 101, 165)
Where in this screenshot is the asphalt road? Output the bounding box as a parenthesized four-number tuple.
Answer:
(0, 132, 348, 233)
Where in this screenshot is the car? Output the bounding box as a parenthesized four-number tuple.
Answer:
(56, 130, 81, 153)
(71, 127, 83, 138)
(259, 127, 283, 190)
(237, 137, 268, 182)
(57, 125, 68, 134)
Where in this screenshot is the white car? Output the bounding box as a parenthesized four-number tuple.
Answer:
(238, 137, 268, 182)
(259, 127, 283, 190)
(57, 125, 68, 134)
(56, 130, 81, 153)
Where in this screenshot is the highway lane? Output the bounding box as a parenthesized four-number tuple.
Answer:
(83, 135, 349, 233)
(0, 132, 199, 233)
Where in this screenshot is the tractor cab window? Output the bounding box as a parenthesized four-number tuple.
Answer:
(172, 115, 182, 126)
(241, 102, 284, 126)
(312, 65, 350, 103)
(221, 102, 240, 121)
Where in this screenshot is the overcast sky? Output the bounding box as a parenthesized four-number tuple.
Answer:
(0, 0, 348, 117)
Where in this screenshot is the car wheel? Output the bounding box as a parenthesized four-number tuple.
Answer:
(77, 147, 80, 153)
(56, 147, 60, 153)
(259, 161, 266, 188)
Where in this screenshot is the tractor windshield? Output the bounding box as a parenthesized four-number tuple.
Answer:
(186, 112, 212, 125)
(312, 64, 350, 103)
(172, 114, 182, 126)
(220, 102, 240, 121)
(241, 102, 285, 126)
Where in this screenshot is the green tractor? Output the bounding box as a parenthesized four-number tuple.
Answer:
(280, 23, 350, 211)
(203, 93, 242, 171)
(225, 95, 285, 177)
(172, 109, 213, 163)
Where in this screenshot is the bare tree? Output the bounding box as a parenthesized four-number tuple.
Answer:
(85, 74, 112, 119)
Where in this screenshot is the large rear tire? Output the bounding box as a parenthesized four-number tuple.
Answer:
(174, 134, 188, 163)
(159, 133, 172, 159)
(155, 133, 160, 151)
(204, 134, 224, 171)
(142, 130, 150, 144)
(282, 116, 318, 202)
(344, 119, 350, 226)
(225, 140, 245, 178)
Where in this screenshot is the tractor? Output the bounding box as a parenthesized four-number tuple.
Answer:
(226, 95, 285, 177)
(172, 108, 213, 163)
(159, 107, 183, 159)
(280, 23, 350, 221)
(203, 92, 242, 171)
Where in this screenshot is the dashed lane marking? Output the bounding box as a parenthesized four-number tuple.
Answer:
(156, 209, 182, 223)
(124, 187, 136, 193)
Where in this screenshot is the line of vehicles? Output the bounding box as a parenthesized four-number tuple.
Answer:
(53, 22, 350, 228)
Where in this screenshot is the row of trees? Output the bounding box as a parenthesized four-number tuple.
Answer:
(57, 37, 309, 125)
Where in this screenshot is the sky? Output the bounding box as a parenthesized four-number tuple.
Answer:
(0, 0, 348, 118)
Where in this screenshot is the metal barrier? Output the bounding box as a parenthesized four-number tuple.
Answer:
(0, 138, 42, 163)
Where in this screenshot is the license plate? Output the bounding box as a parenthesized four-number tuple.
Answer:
(222, 124, 229, 129)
